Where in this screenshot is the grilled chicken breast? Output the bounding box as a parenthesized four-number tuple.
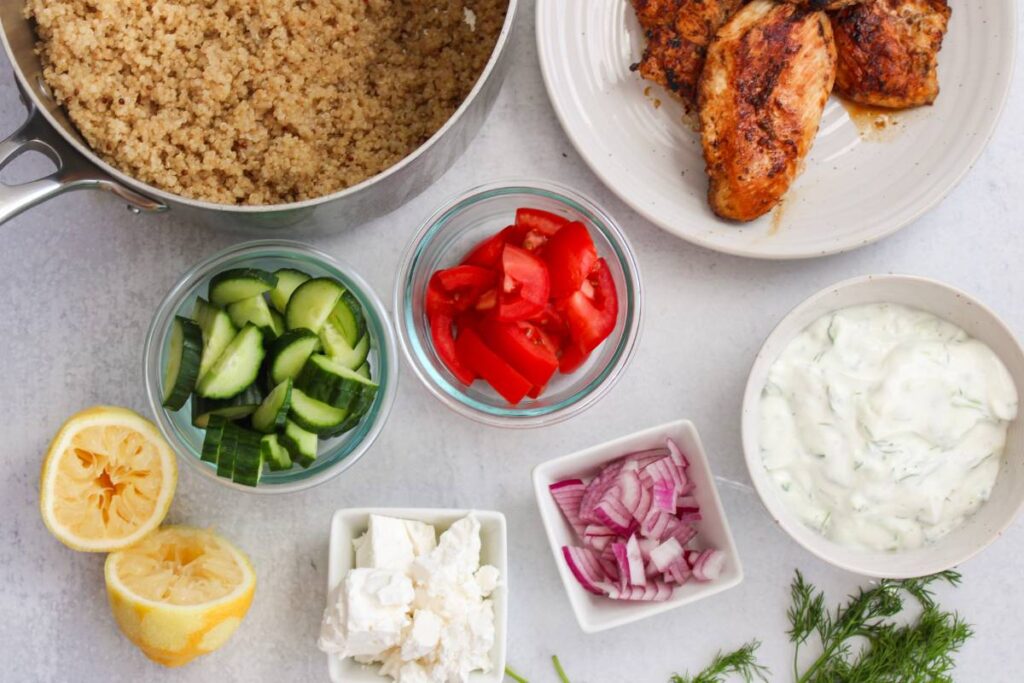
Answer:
(783, 0, 863, 9)
(699, 0, 837, 222)
(832, 0, 951, 108)
(630, 0, 745, 108)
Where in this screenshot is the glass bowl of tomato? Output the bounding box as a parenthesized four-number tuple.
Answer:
(394, 181, 643, 427)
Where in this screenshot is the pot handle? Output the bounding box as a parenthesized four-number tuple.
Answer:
(0, 85, 167, 225)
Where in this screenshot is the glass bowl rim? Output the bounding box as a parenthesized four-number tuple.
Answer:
(393, 179, 643, 428)
(143, 239, 399, 494)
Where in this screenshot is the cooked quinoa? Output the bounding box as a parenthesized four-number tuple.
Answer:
(26, 0, 507, 205)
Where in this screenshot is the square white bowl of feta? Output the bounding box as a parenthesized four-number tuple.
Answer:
(320, 508, 507, 683)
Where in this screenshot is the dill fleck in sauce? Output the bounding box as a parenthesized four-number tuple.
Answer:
(759, 303, 1019, 552)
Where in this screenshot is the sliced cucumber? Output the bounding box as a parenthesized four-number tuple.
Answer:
(328, 297, 360, 347)
(285, 277, 345, 333)
(195, 324, 265, 399)
(260, 434, 293, 472)
(270, 268, 311, 313)
(296, 353, 377, 410)
(280, 419, 318, 468)
(341, 291, 366, 342)
(323, 382, 379, 438)
(269, 328, 321, 384)
(193, 298, 237, 379)
(355, 362, 371, 379)
(227, 295, 280, 339)
(191, 385, 263, 428)
(320, 320, 371, 369)
(251, 379, 292, 433)
(230, 426, 264, 487)
(162, 316, 203, 410)
(201, 415, 228, 464)
(269, 309, 286, 338)
(289, 387, 348, 433)
(216, 421, 239, 478)
(209, 268, 277, 307)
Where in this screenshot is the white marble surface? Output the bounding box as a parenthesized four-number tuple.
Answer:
(2, 3, 1023, 682)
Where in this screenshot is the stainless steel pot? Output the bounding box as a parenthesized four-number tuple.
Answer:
(0, 1, 518, 231)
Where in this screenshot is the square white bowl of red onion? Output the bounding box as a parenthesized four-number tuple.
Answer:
(532, 419, 743, 633)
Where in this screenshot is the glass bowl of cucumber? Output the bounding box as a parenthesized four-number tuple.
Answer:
(144, 240, 398, 493)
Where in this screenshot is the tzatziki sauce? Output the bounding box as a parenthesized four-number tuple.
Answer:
(759, 303, 1018, 552)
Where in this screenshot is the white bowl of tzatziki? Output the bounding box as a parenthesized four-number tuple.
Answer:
(742, 275, 1024, 578)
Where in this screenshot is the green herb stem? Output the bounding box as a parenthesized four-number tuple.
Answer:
(552, 655, 571, 683)
(504, 665, 529, 683)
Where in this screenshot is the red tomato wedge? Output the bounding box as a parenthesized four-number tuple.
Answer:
(461, 229, 510, 268)
(429, 313, 475, 385)
(426, 265, 495, 318)
(496, 244, 550, 322)
(544, 221, 598, 298)
(515, 207, 568, 236)
(506, 208, 569, 252)
(478, 319, 559, 389)
(454, 328, 533, 405)
(561, 258, 618, 353)
(558, 344, 591, 374)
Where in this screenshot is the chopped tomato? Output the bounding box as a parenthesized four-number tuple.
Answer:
(544, 221, 598, 298)
(426, 265, 495, 318)
(478, 319, 559, 389)
(506, 208, 568, 253)
(429, 313, 475, 385)
(461, 229, 511, 268)
(558, 344, 591, 374)
(454, 328, 533, 405)
(496, 244, 550, 322)
(530, 302, 570, 350)
(561, 258, 618, 353)
(515, 208, 568, 236)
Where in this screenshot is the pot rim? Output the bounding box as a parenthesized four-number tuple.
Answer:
(1, 0, 519, 213)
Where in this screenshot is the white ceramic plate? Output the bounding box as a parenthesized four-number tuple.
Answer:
(741, 275, 1024, 577)
(533, 419, 743, 633)
(324, 508, 508, 683)
(536, 0, 1017, 259)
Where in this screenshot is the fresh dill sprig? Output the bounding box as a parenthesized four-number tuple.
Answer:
(788, 570, 970, 683)
(670, 641, 769, 683)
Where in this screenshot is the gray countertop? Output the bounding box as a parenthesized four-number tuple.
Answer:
(3, 3, 1023, 681)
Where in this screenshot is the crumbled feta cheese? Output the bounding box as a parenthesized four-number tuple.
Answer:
(355, 515, 437, 571)
(474, 565, 500, 596)
(463, 7, 477, 31)
(401, 609, 443, 661)
(320, 514, 498, 683)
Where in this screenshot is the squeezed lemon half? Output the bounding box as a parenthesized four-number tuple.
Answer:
(105, 526, 256, 667)
(39, 406, 177, 552)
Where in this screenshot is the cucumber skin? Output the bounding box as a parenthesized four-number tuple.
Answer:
(295, 354, 376, 410)
(280, 420, 318, 468)
(191, 384, 263, 428)
(341, 291, 367, 341)
(215, 423, 238, 478)
(209, 268, 278, 307)
(261, 434, 293, 472)
(162, 316, 203, 410)
(321, 383, 378, 438)
(201, 416, 228, 464)
(230, 426, 264, 487)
